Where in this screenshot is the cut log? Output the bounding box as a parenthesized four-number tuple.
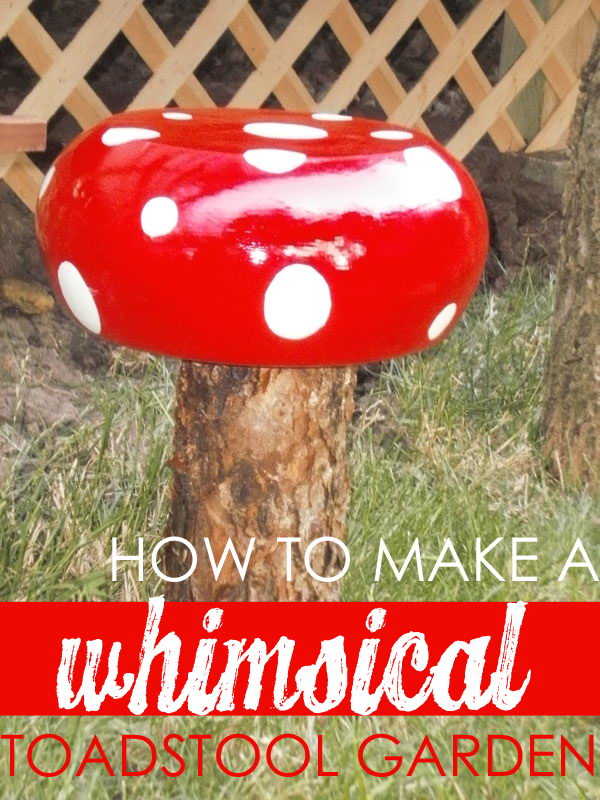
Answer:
(164, 363, 356, 601)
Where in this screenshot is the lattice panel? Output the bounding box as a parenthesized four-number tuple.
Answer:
(1, 0, 598, 212)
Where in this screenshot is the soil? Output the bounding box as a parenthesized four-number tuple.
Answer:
(0, 307, 100, 482)
(0, 0, 567, 457)
(465, 145, 567, 287)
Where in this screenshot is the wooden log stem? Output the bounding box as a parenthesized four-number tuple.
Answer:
(164, 362, 356, 601)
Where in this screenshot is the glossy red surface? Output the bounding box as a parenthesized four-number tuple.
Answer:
(36, 107, 488, 366)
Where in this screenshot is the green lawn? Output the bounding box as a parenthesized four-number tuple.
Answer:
(0, 268, 599, 797)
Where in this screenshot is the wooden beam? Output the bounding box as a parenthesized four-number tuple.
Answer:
(388, 0, 511, 125)
(527, 78, 579, 151)
(9, 10, 111, 130)
(420, 0, 525, 150)
(328, 0, 433, 135)
(0, 115, 46, 154)
(447, 0, 591, 158)
(319, 0, 430, 113)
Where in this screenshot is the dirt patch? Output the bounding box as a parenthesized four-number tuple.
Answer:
(0, 304, 111, 478)
(466, 145, 567, 285)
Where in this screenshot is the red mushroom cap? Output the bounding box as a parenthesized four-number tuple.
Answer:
(35, 107, 488, 367)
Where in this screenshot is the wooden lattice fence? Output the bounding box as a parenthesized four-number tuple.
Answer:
(1, 0, 598, 213)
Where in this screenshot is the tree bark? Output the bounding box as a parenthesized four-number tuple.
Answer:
(163, 363, 356, 601)
(543, 30, 600, 488)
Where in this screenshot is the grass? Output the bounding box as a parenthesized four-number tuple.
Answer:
(347, 269, 600, 603)
(0, 267, 599, 797)
(0, 353, 174, 601)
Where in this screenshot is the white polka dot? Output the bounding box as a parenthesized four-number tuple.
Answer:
(243, 148, 307, 174)
(264, 263, 331, 340)
(101, 127, 160, 146)
(404, 147, 462, 203)
(140, 196, 179, 238)
(57, 261, 101, 335)
(243, 122, 328, 140)
(162, 111, 192, 120)
(428, 303, 457, 341)
(249, 247, 268, 265)
(38, 164, 55, 200)
(312, 113, 352, 121)
(370, 129, 413, 140)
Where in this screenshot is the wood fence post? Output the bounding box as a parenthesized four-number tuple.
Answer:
(0, 115, 46, 154)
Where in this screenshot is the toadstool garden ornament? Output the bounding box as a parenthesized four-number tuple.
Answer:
(36, 107, 488, 602)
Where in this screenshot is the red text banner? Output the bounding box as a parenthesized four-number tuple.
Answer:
(0, 601, 597, 716)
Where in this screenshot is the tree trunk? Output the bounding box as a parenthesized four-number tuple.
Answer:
(163, 363, 356, 601)
(542, 30, 600, 488)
